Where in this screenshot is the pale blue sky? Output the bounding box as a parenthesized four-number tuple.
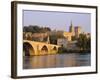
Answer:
(23, 10, 91, 33)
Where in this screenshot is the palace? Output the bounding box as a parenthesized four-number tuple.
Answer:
(63, 21, 82, 41)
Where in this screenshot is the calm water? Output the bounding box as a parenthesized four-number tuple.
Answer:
(23, 53, 91, 69)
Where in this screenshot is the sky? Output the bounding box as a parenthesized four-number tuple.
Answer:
(23, 10, 91, 33)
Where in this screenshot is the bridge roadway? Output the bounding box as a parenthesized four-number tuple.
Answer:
(23, 40, 61, 56)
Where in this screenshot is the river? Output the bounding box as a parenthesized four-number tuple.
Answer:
(23, 53, 90, 69)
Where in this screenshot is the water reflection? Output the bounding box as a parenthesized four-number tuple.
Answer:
(23, 53, 91, 69)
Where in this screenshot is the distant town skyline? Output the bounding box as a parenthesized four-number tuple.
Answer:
(23, 10, 91, 33)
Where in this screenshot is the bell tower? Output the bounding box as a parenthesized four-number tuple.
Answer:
(46, 36, 50, 44)
(69, 21, 74, 32)
(69, 21, 74, 36)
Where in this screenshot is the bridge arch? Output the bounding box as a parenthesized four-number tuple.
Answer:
(23, 42, 35, 56)
(51, 46, 58, 53)
(53, 46, 57, 50)
(41, 45, 48, 55)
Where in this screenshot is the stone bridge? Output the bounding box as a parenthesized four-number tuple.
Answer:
(23, 40, 61, 56)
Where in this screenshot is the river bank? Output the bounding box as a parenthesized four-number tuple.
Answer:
(58, 47, 90, 54)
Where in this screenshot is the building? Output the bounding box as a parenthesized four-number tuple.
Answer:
(32, 33, 48, 41)
(67, 41, 78, 50)
(63, 32, 73, 41)
(57, 38, 67, 48)
(74, 26, 82, 38)
(69, 21, 75, 36)
(86, 33, 91, 38)
(32, 33, 48, 38)
(63, 21, 75, 41)
(23, 32, 32, 40)
(46, 36, 50, 44)
(82, 32, 91, 38)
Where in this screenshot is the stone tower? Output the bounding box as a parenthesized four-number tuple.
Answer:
(46, 36, 50, 44)
(74, 26, 81, 37)
(69, 21, 74, 36)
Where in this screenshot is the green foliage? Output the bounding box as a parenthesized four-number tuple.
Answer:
(76, 34, 91, 50)
(49, 35, 57, 44)
(23, 25, 51, 33)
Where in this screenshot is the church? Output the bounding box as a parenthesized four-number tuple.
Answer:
(63, 21, 82, 41)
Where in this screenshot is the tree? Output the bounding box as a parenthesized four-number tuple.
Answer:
(86, 37, 91, 50)
(76, 34, 90, 51)
(23, 25, 51, 33)
(49, 35, 57, 44)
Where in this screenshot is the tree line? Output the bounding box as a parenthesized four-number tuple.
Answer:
(76, 34, 91, 51)
(23, 25, 51, 33)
